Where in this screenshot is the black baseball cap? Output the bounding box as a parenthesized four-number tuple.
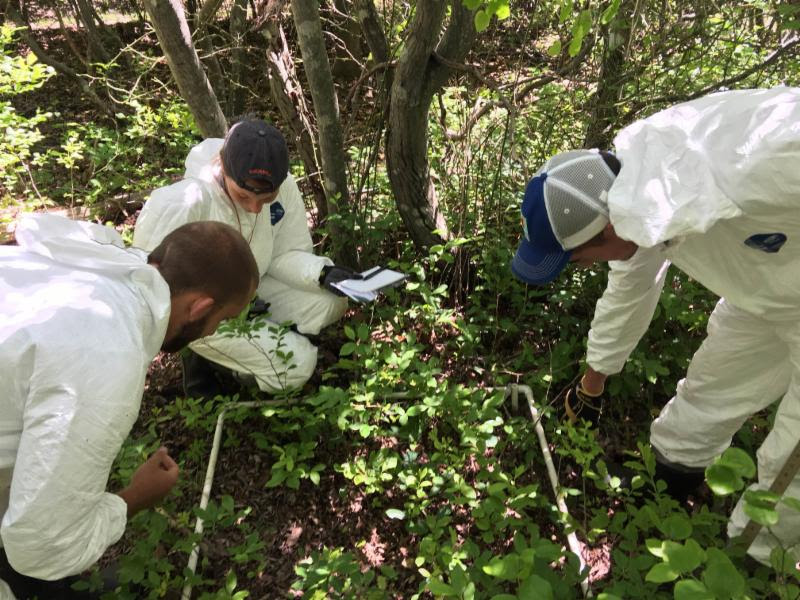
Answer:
(221, 119, 289, 193)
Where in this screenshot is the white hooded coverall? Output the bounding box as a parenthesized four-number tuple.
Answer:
(0, 214, 171, 595)
(585, 87, 800, 564)
(134, 139, 347, 392)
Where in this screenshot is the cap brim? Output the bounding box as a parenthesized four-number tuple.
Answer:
(511, 237, 571, 285)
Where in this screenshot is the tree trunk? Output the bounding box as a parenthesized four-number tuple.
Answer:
(191, 0, 226, 105)
(386, 0, 475, 249)
(290, 0, 355, 263)
(69, 0, 112, 63)
(195, 0, 226, 27)
(583, 2, 634, 149)
(193, 31, 227, 108)
(142, 0, 227, 138)
(263, 21, 328, 221)
(228, 0, 249, 116)
(328, 0, 365, 85)
(353, 0, 388, 64)
(52, 0, 89, 69)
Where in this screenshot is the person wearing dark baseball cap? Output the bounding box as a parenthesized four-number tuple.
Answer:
(219, 119, 289, 208)
(512, 88, 800, 568)
(134, 117, 358, 397)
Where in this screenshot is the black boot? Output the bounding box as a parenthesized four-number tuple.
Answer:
(654, 460, 706, 503)
(181, 351, 223, 399)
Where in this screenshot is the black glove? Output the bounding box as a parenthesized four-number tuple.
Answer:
(247, 298, 271, 319)
(319, 265, 362, 296)
(564, 380, 604, 426)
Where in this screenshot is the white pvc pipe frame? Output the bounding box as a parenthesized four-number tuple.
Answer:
(180, 385, 591, 599)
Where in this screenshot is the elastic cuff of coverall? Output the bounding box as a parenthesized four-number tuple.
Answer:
(651, 445, 708, 474)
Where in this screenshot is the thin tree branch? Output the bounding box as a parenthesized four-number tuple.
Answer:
(636, 34, 800, 111)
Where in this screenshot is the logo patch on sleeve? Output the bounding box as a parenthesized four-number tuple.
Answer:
(744, 233, 786, 253)
(270, 201, 285, 225)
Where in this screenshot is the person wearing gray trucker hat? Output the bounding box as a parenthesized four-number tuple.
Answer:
(512, 87, 800, 567)
(134, 118, 357, 397)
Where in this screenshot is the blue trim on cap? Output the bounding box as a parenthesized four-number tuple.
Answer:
(510, 174, 571, 284)
(511, 238, 571, 284)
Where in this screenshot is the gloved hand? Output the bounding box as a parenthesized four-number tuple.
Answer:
(319, 265, 362, 296)
(247, 298, 271, 319)
(564, 379, 604, 425)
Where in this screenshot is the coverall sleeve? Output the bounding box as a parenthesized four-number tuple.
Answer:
(586, 245, 670, 375)
(0, 356, 140, 580)
(267, 174, 333, 291)
(133, 180, 211, 252)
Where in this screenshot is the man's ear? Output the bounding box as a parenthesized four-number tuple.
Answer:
(188, 295, 215, 322)
(600, 222, 618, 242)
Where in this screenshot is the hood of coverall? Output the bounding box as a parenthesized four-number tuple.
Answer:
(13, 213, 170, 358)
(608, 87, 800, 247)
(184, 137, 225, 181)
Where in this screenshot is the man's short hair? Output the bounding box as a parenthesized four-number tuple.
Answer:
(148, 221, 259, 306)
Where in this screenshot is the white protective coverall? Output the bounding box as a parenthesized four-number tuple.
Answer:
(585, 87, 800, 564)
(0, 214, 170, 591)
(134, 139, 347, 392)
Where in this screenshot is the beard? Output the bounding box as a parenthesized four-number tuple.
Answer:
(161, 316, 211, 353)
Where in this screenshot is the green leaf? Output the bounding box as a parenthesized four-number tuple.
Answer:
(482, 555, 519, 581)
(600, 0, 621, 25)
(660, 514, 693, 540)
(781, 496, 800, 513)
(495, 2, 510, 19)
(226, 571, 237, 594)
(385, 508, 405, 520)
(703, 548, 745, 598)
(598, 595, 623, 600)
(705, 463, 743, 496)
(547, 40, 562, 56)
(340, 342, 357, 356)
(463, 0, 481, 9)
(568, 30, 585, 57)
(474, 10, 491, 32)
(463, 582, 476, 600)
(646, 538, 665, 557)
(718, 447, 756, 479)
(559, 0, 572, 22)
(578, 8, 592, 29)
(743, 490, 780, 526)
(308, 471, 320, 485)
(745, 488, 780, 505)
(645, 562, 679, 583)
(518, 574, 553, 600)
(663, 539, 705, 574)
(674, 579, 714, 600)
(265, 469, 287, 487)
(427, 578, 457, 595)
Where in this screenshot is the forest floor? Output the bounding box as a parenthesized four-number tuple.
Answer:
(137, 328, 657, 597)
